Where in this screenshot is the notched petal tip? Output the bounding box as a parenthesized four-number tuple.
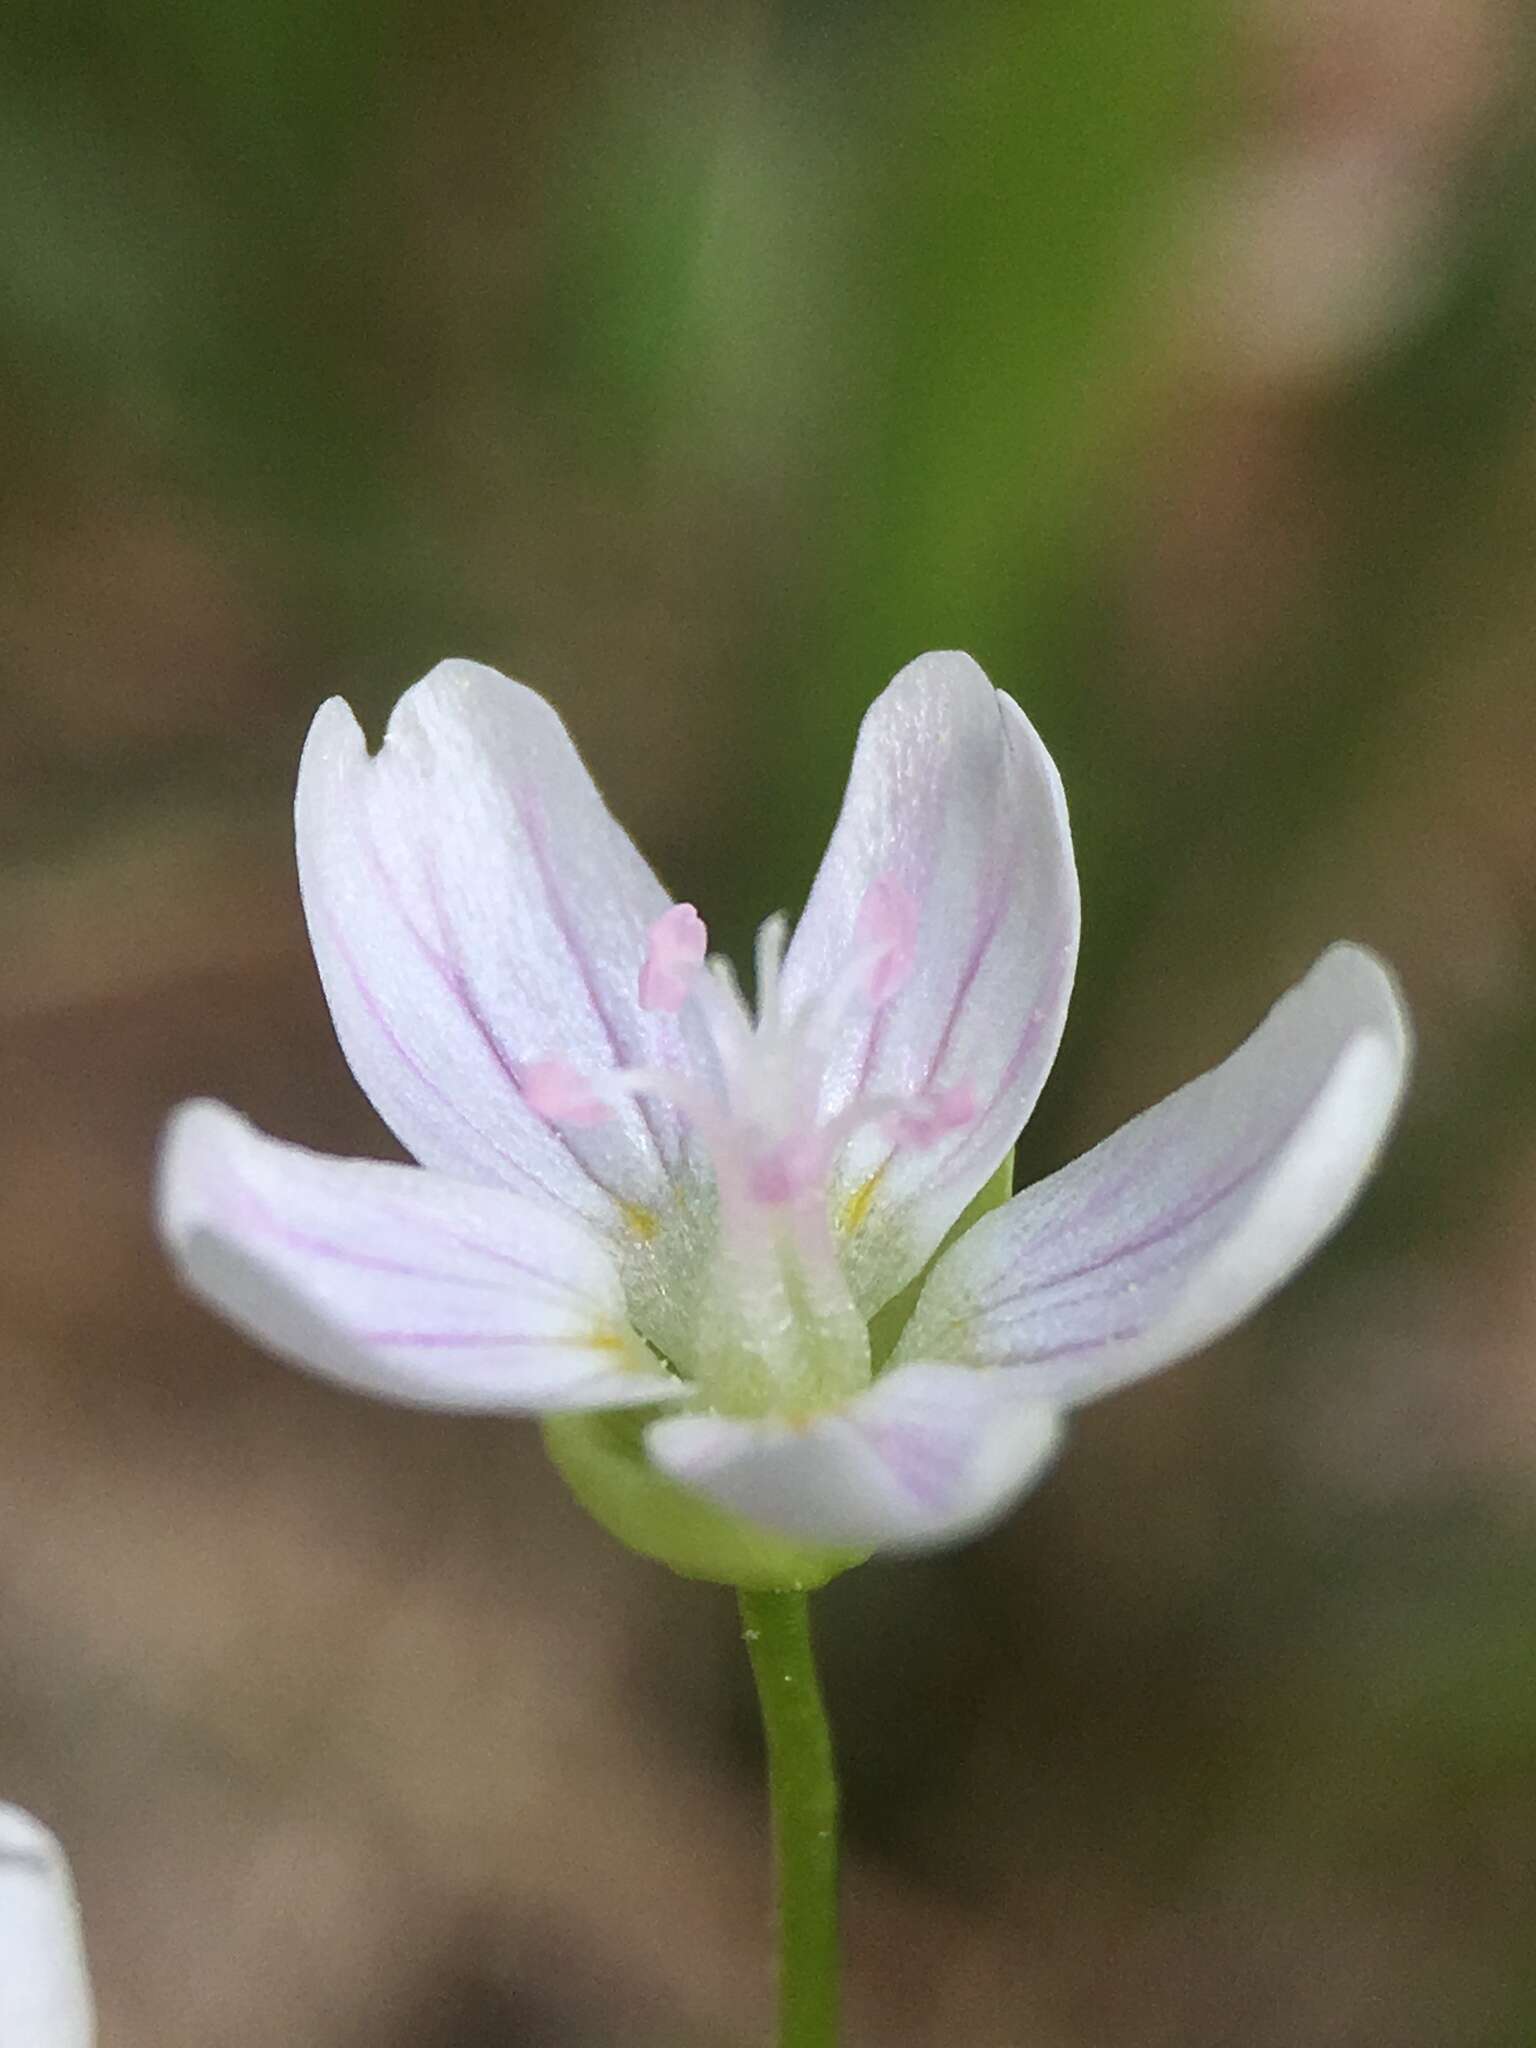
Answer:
(298, 662, 524, 787)
(293, 652, 710, 1223)
(377, 658, 478, 738)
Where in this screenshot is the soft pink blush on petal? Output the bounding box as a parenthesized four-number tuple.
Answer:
(854, 873, 919, 1007)
(646, 1362, 1061, 1551)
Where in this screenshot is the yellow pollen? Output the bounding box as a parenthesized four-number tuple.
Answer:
(837, 1165, 886, 1238)
(619, 1200, 658, 1242)
(584, 1323, 633, 1358)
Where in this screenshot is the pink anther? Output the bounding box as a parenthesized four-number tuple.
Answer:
(886, 1081, 975, 1150)
(521, 1059, 613, 1128)
(855, 873, 919, 1007)
(639, 903, 708, 1014)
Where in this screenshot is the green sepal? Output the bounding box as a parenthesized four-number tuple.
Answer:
(866, 1144, 1016, 1369)
(543, 1408, 867, 1591)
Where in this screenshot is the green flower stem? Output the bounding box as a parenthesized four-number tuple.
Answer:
(738, 1587, 841, 2048)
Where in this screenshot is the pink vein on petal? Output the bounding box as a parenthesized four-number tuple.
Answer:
(333, 796, 635, 1214)
(860, 1421, 969, 1510)
(214, 1173, 600, 1308)
(973, 1069, 1337, 1316)
(319, 904, 585, 1223)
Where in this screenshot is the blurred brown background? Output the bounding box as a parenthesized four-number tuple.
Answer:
(3, 1, 1536, 2042)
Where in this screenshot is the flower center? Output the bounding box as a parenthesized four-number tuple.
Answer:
(523, 882, 976, 1413)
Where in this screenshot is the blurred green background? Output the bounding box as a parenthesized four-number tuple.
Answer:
(3, 1, 1535, 2042)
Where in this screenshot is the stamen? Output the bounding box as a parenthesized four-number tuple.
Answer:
(696, 954, 757, 1074)
(815, 1078, 978, 1169)
(522, 1059, 614, 1128)
(638, 902, 708, 1014)
(753, 913, 789, 1031)
(854, 873, 919, 1007)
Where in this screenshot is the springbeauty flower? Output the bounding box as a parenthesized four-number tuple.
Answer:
(0, 1806, 95, 2047)
(157, 653, 1408, 1567)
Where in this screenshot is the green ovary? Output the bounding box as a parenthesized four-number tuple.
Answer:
(684, 1203, 872, 1419)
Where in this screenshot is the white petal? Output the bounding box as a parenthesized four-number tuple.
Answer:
(780, 652, 1079, 1315)
(645, 1364, 1061, 1551)
(295, 660, 716, 1237)
(158, 1101, 679, 1412)
(0, 1807, 94, 2048)
(894, 945, 1410, 1400)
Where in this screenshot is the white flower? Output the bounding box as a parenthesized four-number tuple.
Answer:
(0, 1806, 95, 2047)
(157, 653, 1409, 1559)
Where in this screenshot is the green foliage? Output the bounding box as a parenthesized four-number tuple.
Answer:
(777, 0, 1223, 851)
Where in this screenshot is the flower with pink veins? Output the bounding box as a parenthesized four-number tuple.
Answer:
(157, 652, 1409, 1575)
